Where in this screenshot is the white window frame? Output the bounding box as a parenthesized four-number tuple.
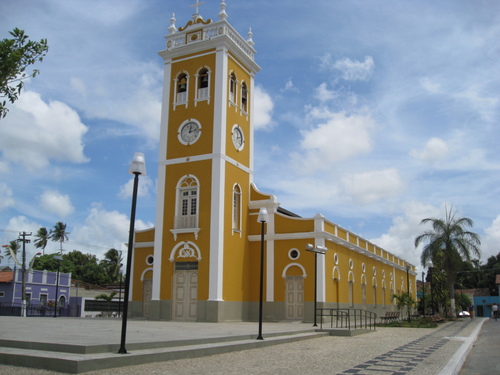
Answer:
(171, 175, 201, 240)
(232, 184, 242, 233)
(195, 66, 211, 106)
(229, 71, 238, 108)
(174, 71, 189, 109)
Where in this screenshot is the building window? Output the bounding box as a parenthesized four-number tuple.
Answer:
(40, 293, 48, 306)
(232, 184, 241, 231)
(175, 176, 199, 229)
(241, 82, 248, 113)
(348, 281, 354, 308)
(229, 72, 237, 105)
(196, 67, 210, 102)
(175, 72, 189, 106)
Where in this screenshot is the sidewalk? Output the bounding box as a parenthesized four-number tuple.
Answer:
(0, 316, 490, 374)
(459, 317, 500, 375)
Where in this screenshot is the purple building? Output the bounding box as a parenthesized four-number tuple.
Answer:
(0, 268, 71, 309)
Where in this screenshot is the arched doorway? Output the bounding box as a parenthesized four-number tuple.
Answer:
(283, 263, 306, 320)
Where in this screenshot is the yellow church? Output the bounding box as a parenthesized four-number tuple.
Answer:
(131, 2, 416, 322)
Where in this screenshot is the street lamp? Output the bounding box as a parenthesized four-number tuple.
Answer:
(406, 264, 411, 323)
(422, 271, 425, 318)
(53, 255, 63, 318)
(305, 244, 327, 327)
(118, 152, 146, 354)
(256, 207, 268, 340)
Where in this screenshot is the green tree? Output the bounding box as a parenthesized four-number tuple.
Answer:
(95, 292, 117, 317)
(415, 208, 481, 316)
(33, 227, 50, 255)
(49, 222, 69, 254)
(33, 250, 113, 286)
(393, 292, 416, 322)
(3, 240, 20, 262)
(0, 28, 48, 118)
(100, 248, 123, 283)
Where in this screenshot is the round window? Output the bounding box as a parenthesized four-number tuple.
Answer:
(289, 249, 300, 260)
(146, 255, 154, 265)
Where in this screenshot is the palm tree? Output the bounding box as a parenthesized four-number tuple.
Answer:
(3, 240, 21, 266)
(34, 227, 49, 255)
(101, 248, 123, 283)
(50, 222, 69, 254)
(415, 207, 481, 315)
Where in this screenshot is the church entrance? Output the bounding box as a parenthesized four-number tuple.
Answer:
(285, 276, 304, 320)
(172, 262, 198, 321)
(142, 278, 152, 318)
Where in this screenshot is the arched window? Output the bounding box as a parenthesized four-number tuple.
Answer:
(175, 176, 199, 229)
(241, 82, 248, 113)
(175, 72, 189, 105)
(229, 72, 237, 104)
(232, 184, 241, 231)
(197, 68, 210, 102)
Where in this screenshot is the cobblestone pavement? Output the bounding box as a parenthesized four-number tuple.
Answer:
(0, 317, 486, 375)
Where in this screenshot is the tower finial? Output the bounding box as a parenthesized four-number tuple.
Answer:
(247, 27, 254, 46)
(218, 0, 228, 20)
(168, 13, 177, 35)
(190, 0, 205, 21)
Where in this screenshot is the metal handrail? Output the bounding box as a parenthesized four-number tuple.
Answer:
(317, 308, 377, 331)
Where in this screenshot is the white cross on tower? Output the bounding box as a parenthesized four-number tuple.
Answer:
(190, 0, 205, 15)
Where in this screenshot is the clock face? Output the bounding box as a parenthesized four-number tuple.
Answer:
(179, 121, 201, 144)
(232, 126, 244, 150)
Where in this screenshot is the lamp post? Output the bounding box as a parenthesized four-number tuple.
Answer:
(406, 264, 411, 323)
(422, 271, 425, 318)
(306, 244, 327, 327)
(118, 152, 146, 354)
(256, 207, 268, 340)
(53, 255, 63, 318)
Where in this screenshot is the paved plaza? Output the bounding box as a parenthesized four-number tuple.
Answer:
(0, 316, 497, 374)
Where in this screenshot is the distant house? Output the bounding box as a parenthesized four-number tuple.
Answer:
(0, 268, 71, 313)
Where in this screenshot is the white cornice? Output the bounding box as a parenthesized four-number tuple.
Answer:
(162, 153, 252, 174)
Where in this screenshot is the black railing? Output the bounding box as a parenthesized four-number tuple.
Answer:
(316, 308, 377, 331)
(0, 303, 76, 317)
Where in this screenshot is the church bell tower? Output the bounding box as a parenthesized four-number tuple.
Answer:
(149, 1, 261, 321)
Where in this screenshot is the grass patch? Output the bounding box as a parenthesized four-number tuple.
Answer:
(378, 317, 439, 328)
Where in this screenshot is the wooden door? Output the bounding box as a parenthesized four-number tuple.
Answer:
(285, 276, 304, 320)
(172, 270, 198, 321)
(142, 278, 152, 317)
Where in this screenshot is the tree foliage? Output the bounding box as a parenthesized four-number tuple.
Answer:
(32, 249, 122, 286)
(415, 207, 480, 315)
(0, 28, 48, 118)
(49, 222, 69, 254)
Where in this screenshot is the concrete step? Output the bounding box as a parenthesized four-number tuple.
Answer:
(0, 331, 328, 374)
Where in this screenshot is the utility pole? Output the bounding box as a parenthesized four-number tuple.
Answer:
(18, 232, 32, 318)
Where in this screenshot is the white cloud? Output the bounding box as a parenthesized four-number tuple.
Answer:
(118, 175, 154, 199)
(291, 109, 375, 174)
(39, 190, 75, 218)
(321, 54, 375, 81)
(0, 183, 15, 210)
(0, 91, 89, 171)
(482, 215, 500, 261)
(253, 85, 275, 131)
(71, 203, 154, 259)
(370, 201, 443, 268)
(314, 83, 338, 103)
(420, 77, 441, 93)
(341, 168, 404, 205)
(281, 78, 299, 93)
(411, 137, 449, 163)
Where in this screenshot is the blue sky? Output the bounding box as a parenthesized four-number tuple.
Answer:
(1, 0, 499, 270)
